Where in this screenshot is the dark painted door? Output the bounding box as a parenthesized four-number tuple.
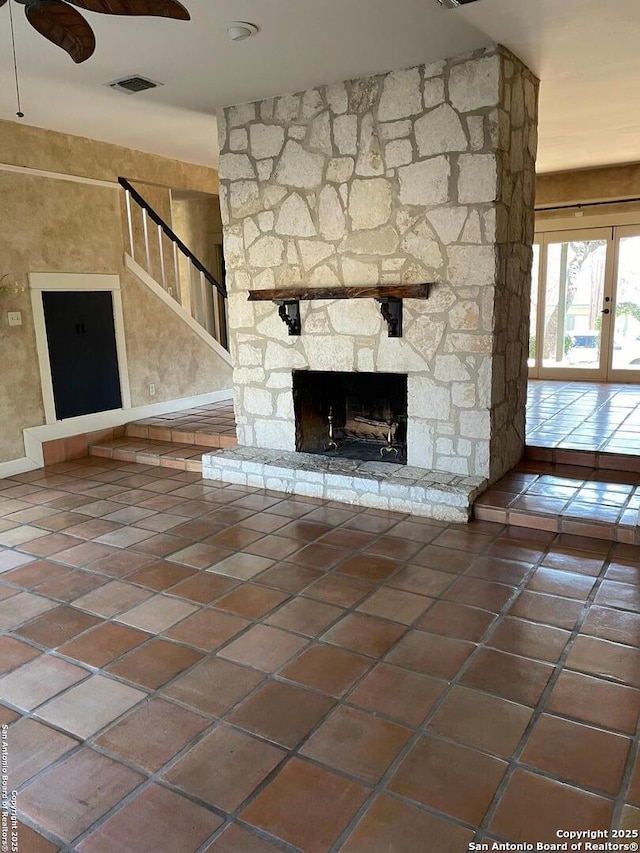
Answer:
(42, 291, 122, 420)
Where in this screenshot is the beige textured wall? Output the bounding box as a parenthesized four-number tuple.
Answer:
(536, 163, 640, 207)
(0, 121, 228, 464)
(172, 197, 222, 271)
(171, 196, 223, 312)
(121, 269, 232, 406)
(0, 173, 123, 462)
(0, 119, 218, 193)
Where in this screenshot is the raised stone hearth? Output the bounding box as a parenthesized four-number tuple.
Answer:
(206, 44, 540, 521)
(203, 447, 485, 522)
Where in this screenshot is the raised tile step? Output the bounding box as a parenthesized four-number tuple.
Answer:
(89, 437, 211, 473)
(202, 447, 486, 523)
(125, 421, 237, 449)
(525, 444, 640, 473)
(474, 465, 640, 545)
(88, 401, 238, 472)
(123, 400, 237, 449)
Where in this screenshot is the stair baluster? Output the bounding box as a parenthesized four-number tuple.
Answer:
(119, 176, 228, 350)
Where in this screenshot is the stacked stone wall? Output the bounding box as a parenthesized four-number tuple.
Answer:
(218, 45, 538, 480)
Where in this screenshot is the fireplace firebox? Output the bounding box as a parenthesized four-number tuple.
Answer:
(293, 370, 408, 463)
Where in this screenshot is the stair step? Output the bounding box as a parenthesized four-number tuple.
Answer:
(125, 422, 237, 449)
(89, 401, 238, 473)
(525, 445, 640, 473)
(474, 463, 640, 544)
(89, 438, 215, 473)
(124, 401, 236, 449)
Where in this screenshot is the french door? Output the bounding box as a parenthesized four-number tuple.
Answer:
(529, 225, 640, 382)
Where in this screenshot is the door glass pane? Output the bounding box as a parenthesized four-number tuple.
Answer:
(542, 238, 607, 369)
(528, 243, 540, 368)
(612, 234, 640, 371)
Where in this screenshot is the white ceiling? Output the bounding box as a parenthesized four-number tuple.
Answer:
(1, 0, 639, 174)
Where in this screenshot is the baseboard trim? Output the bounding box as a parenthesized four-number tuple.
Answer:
(0, 457, 41, 479)
(18, 388, 233, 471)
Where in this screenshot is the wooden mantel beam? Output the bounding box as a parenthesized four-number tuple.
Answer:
(247, 284, 431, 302)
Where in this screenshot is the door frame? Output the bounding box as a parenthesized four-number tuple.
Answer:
(29, 272, 132, 424)
(607, 224, 640, 384)
(533, 212, 640, 384)
(531, 227, 614, 381)
(529, 225, 640, 384)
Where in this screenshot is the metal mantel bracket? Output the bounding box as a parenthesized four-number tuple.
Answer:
(376, 297, 402, 337)
(277, 300, 301, 336)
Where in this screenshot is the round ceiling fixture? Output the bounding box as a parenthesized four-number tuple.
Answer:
(226, 21, 259, 42)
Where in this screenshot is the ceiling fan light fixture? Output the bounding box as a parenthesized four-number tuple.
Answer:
(437, 0, 482, 8)
(11, 0, 192, 65)
(226, 21, 258, 42)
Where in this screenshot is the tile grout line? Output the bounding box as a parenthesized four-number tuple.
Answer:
(476, 535, 630, 840)
(326, 534, 556, 851)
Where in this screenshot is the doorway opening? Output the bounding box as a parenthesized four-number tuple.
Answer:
(529, 226, 640, 382)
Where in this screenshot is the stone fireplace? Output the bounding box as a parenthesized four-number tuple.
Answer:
(203, 45, 539, 521)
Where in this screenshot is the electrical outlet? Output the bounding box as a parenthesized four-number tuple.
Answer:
(7, 312, 22, 327)
(149, 383, 156, 397)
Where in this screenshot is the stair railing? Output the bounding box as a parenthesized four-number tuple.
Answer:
(119, 177, 228, 350)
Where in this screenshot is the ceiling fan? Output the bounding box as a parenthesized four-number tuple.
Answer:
(1, 0, 190, 64)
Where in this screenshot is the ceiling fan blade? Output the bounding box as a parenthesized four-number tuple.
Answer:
(63, 0, 190, 20)
(25, 0, 95, 63)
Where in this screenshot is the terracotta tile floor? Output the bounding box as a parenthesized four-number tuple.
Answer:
(1, 457, 640, 851)
(527, 380, 640, 453)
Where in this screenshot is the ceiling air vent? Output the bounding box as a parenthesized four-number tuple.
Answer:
(107, 75, 163, 95)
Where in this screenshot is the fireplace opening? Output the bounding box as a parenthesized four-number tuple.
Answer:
(293, 370, 408, 463)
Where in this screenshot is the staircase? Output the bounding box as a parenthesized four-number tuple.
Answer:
(120, 177, 229, 350)
(98, 178, 235, 474)
(87, 179, 236, 474)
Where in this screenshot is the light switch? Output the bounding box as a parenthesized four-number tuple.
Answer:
(7, 312, 22, 327)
